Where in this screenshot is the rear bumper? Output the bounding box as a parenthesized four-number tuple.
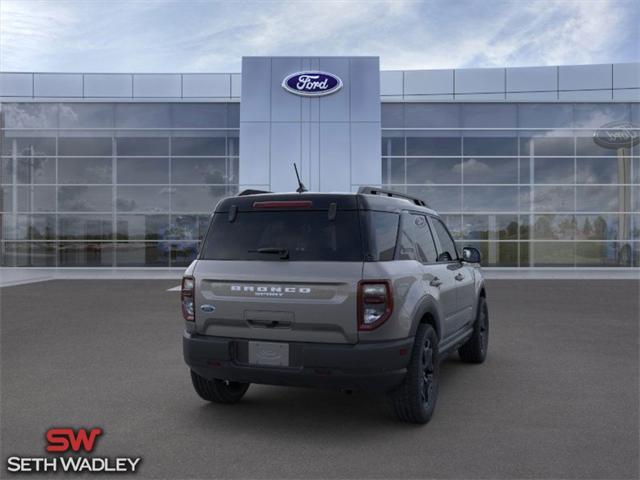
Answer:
(183, 332, 413, 393)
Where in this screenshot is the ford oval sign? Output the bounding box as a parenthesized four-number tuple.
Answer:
(593, 121, 640, 149)
(282, 71, 343, 97)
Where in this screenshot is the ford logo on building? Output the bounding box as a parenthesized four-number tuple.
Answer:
(593, 121, 640, 149)
(282, 71, 342, 97)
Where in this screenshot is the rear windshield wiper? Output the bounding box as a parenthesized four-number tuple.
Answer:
(248, 247, 290, 260)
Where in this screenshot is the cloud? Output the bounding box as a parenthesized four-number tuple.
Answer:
(0, 0, 637, 73)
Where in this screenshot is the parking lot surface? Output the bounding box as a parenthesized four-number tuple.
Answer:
(1, 279, 638, 479)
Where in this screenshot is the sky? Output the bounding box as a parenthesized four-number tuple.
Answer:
(0, 0, 638, 73)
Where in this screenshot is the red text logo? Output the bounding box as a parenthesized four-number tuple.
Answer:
(45, 428, 103, 453)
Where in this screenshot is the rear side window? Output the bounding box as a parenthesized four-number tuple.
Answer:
(366, 211, 399, 261)
(431, 218, 458, 261)
(201, 210, 362, 261)
(398, 213, 438, 263)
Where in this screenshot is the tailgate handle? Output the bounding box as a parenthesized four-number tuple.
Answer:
(247, 319, 292, 329)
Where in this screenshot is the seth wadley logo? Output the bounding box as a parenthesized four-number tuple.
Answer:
(282, 71, 343, 96)
(6, 427, 142, 474)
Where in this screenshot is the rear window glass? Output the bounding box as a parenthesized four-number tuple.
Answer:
(201, 211, 363, 261)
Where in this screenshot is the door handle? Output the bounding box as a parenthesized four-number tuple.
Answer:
(429, 277, 443, 287)
(455, 273, 465, 281)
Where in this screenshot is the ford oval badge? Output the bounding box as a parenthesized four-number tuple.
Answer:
(282, 71, 343, 97)
(200, 304, 216, 313)
(593, 121, 640, 149)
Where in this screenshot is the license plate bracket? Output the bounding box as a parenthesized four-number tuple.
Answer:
(248, 341, 290, 367)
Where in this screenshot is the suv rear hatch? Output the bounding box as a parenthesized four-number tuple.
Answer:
(193, 195, 363, 344)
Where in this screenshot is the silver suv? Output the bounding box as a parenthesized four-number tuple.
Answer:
(182, 187, 488, 424)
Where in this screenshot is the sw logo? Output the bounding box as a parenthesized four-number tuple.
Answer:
(5, 426, 141, 474)
(46, 427, 103, 453)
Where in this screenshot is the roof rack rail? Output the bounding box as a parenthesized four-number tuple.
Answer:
(357, 186, 429, 208)
(238, 189, 271, 196)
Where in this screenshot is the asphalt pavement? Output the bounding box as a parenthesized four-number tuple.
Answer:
(1, 279, 638, 479)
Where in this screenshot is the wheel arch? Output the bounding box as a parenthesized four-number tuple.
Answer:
(409, 296, 443, 341)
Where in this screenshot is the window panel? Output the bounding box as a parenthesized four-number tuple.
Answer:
(518, 104, 573, 129)
(462, 104, 517, 128)
(576, 157, 627, 184)
(116, 215, 169, 240)
(461, 215, 518, 240)
(532, 214, 576, 240)
(463, 186, 519, 212)
(576, 214, 631, 241)
(533, 186, 574, 212)
(462, 157, 518, 184)
(404, 104, 460, 128)
(575, 242, 633, 267)
(573, 104, 630, 128)
(116, 186, 170, 212)
(58, 242, 114, 267)
(531, 242, 575, 266)
(430, 217, 458, 261)
(59, 103, 114, 128)
(1, 158, 12, 183)
(115, 242, 169, 267)
(170, 242, 199, 267)
(406, 136, 461, 156)
(406, 158, 461, 184)
(381, 103, 404, 128)
(17, 186, 56, 212)
(1, 137, 56, 156)
(576, 137, 622, 157)
(382, 158, 405, 184)
(520, 136, 574, 156)
(114, 104, 171, 128)
(17, 157, 56, 184)
(117, 158, 169, 184)
(576, 185, 627, 212)
(169, 215, 210, 241)
(463, 137, 518, 156)
(116, 137, 168, 156)
(441, 215, 462, 239)
(58, 158, 112, 184)
(171, 137, 226, 156)
(381, 134, 404, 156)
(1, 242, 57, 266)
(3, 214, 56, 240)
(58, 137, 112, 156)
(58, 186, 112, 212)
(405, 186, 461, 213)
(171, 186, 230, 213)
(2, 103, 58, 128)
(171, 104, 228, 128)
(533, 158, 575, 184)
(59, 214, 113, 240)
(171, 158, 227, 184)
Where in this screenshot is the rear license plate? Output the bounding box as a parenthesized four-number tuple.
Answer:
(248, 341, 289, 367)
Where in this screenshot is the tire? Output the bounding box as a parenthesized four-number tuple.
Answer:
(458, 296, 489, 364)
(388, 324, 439, 424)
(190, 370, 250, 404)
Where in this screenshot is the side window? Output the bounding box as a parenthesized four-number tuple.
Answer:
(412, 214, 438, 263)
(396, 213, 438, 263)
(431, 218, 458, 262)
(367, 211, 399, 261)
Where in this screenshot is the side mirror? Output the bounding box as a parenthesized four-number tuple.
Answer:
(462, 247, 481, 264)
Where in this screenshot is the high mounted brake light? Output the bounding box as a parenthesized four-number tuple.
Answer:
(357, 280, 393, 331)
(181, 276, 195, 321)
(253, 200, 313, 209)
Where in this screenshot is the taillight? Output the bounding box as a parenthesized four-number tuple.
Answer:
(181, 276, 195, 321)
(357, 280, 393, 331)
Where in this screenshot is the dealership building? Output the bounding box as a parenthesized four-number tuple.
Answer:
(0, 57, 639, 270)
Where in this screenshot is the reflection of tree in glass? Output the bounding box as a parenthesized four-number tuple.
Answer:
(593, 216, 607, 240)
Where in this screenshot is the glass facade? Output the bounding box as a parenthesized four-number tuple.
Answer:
(0, 102, 239, 267)
(382, 103, 640, 267)
(1, 100, 638, 268)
